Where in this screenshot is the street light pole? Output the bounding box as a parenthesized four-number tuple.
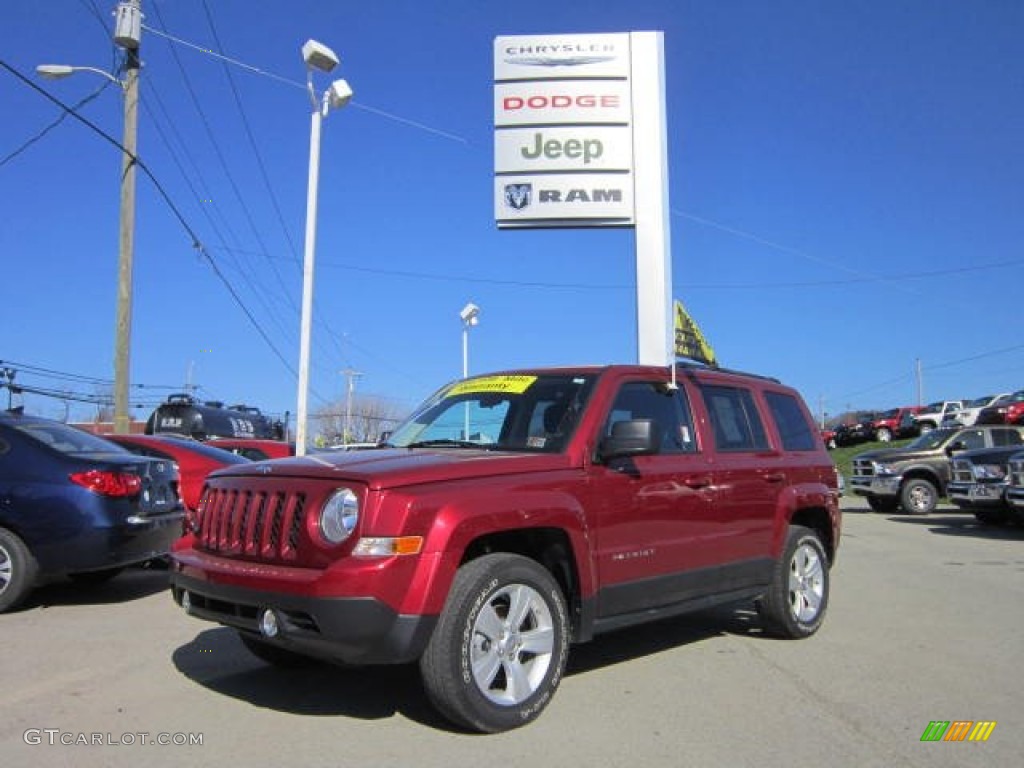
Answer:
(294, 40, 352, 457)
(114, 44, 140, 434)
(294, 101, 322, 457)
(38, 1, 142, 434)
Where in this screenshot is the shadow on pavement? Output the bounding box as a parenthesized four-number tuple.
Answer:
(172, 601, 777, 730)
(886, 512, 1024, 540)
(23, 565, 170, 611)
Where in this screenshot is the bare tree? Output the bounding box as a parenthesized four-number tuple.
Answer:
(313, 393, 406, 445)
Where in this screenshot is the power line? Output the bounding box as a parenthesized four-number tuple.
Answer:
(0, 80, 113, 167)
(0, 59, 299, 387)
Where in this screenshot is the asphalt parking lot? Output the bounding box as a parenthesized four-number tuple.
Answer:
(2, 497, 1021, 768)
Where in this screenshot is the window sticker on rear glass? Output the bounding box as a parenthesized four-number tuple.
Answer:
(446, 375, 538, 398)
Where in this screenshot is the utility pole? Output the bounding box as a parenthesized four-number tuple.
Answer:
(341, 368, 362, 444)
(915, 358, 923, 406)
(112, 0, 142, 434)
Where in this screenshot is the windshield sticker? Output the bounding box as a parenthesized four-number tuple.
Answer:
(447, 375, 538, 398)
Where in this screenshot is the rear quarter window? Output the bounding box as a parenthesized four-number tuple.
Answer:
(763, 391, 817, 451)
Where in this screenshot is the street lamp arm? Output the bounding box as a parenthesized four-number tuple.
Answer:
(36, 64, 125, 89)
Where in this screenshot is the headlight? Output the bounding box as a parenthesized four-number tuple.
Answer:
(873, 462, 897, 476)
(319, 488, 359, 544)
(973, 465, 1007, 481)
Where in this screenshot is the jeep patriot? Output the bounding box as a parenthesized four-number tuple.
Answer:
(170, 363, 841, 732)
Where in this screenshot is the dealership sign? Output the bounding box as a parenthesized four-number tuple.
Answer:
(494, 33, 635, 227)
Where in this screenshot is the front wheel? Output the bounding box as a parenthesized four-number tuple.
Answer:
(420, 553, 570, 733)
(900, 478, 938, 515)
(876, 427, 892, 442)
(758, 526, 830, 639)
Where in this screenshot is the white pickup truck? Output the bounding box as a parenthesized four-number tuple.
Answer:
(913, 400, 966, 433)
(941, 394, 1012, 427)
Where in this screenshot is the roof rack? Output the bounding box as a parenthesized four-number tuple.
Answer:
(673, 359, 780, 384)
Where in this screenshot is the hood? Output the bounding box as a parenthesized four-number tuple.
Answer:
(207, 447, 577, 490)
(854, 447, 940, 464)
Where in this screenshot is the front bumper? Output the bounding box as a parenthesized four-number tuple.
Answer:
(850, 476, 901, 498)
(169, 558, 437, 666)
(947, 482, 1006, 509)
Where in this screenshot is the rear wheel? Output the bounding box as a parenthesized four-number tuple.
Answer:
(420, 553, 570, 733)
(900, 478, 938, 515)
(0, 528, 38, 613)
(876, 427, 892, 442)
(758, 526, 830, 638)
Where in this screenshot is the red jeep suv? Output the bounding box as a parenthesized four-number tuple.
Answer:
(170, 363, 841, 732)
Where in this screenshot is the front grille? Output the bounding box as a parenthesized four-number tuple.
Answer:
(197, 486, 306, 561)
(951, 459, 973, 484)
(1008, 458, 1024, 489)
(852, 458, 875, 478)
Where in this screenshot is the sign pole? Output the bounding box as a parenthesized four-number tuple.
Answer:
(630, 31, 674, 367)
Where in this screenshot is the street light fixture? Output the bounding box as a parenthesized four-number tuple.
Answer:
(294, 39, 353, 457)
(36, 0, 142, 435)
(460, 302, 480, 379)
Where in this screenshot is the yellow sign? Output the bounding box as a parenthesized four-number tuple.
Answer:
(674, 300, 717, 366)
(446, 375, 538, 398)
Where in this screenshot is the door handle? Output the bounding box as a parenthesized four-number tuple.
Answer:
(684, 475, 713, 490)
(761, 472, 786, 484)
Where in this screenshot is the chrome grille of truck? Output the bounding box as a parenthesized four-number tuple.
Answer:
(1008, 457, 1024, 489)
(852, 458, 875, 478)
(197, 486, 305, 561)
(950, 458, 973, 484)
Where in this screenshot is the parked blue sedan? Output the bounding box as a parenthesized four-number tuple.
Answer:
(0, 411, 185, 612)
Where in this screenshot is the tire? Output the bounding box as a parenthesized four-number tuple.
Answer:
(758, 526, 829, 639)
(900, 478, 938, 515)
(866, 495, 899, 513)
(68, 567, 125, 585)
(420, 553, 570, 733)
(917, 422, 935, 435)
(876, 427, 892, 443)
(0, 527, 38, 613)
(238, 632, 321, 667)
(974, 508, 1009, 526)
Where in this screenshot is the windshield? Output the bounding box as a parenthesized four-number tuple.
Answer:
(16, 422, 132, 457)
(905, 427, 958, 451)
(386, 373, 597, 453)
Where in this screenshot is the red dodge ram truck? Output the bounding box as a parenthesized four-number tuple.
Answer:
(170, 363, 842, 732)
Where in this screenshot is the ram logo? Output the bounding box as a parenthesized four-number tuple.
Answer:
(504, 183, 532, 210)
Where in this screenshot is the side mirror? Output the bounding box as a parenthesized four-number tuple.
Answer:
(946, 440, 966, 454)
(599, 419, 660, 460)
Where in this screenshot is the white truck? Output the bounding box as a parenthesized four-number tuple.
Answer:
(912, 400, 966, 433)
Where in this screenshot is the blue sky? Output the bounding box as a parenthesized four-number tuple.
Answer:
(2, 0, 1022, 430)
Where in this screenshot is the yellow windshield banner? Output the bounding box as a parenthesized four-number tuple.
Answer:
(446, 375, 538, 398)
(674, 299, 718, 366)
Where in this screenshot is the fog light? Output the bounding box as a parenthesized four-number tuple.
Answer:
(181, 590, 192, 614)
(259, 609, 279, 638)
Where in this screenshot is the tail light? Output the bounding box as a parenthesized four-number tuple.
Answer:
(69, 470, 143, 498)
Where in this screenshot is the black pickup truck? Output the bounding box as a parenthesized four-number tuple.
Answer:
(850, 425, 1024, 514)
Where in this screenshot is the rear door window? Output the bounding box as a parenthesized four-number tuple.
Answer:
(699, 385, 770, 452)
